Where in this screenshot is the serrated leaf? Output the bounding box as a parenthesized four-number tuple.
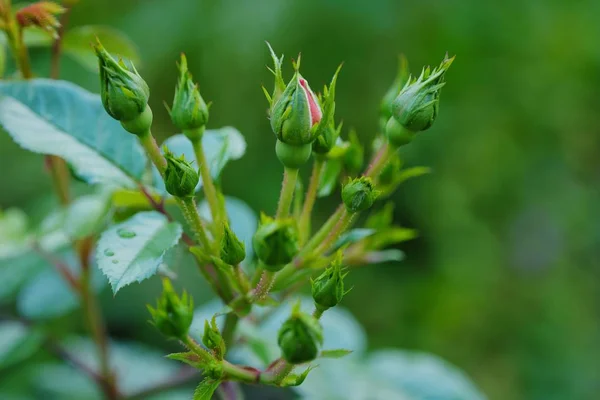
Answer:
(332, 229, 375, 251)
(166, 351, 203, 368)
(317, 159, 343, 198)
(153, 128, 246, 194)
(194, 378, 221, 400)
(319, 349, 353, 359)
(0, 79, 147, 188)
(0, 321, 44, 369)
(96, 211, 183, 293)
(62, 25, 140, 72)
(365, 227, 418, 250)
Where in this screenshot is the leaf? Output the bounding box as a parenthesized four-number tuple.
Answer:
(396, 166, 432, 184)
(0, 79, 147, 188)
(0, 321, 44, 369)
(153, 128, 246, 194)
(319, 349, 353, 359)
(0, 208, 29, 259)
(0, 28, 52, 48)
(194, 378, 222, 400)
(361, 249, 405, 264)
(332, 229, 375, 251)
(96, 211, 183, 293)
(367, 350, 486, 400)
(166, 351, 204, 368)
(17, 251, 106, 320)
(62, 25, 140, 72)
(317, 159, 343, 198)
(365, 227, 418, 250)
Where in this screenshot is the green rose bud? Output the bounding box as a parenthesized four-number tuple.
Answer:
(380, 54, 409, 129)
(278, 303, 323, 364)
(252, 214, 299, 272)
(164, 150, 199, 198)
(147, 278, 194, 339)
(391, 54, 454, 133)
(311, 253, 348, 312)
(94, 39, 152, 135)
(343, 130, 364, 175)
(220, 223, 246, 265)
(202, 316, 226, 360)
(312, 65, 342, 155)
(342, 177, 379, 213)
(169, 53, 209, 136)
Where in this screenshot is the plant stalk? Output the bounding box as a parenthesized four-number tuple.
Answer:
(276, 167, 299, 219)
(298, 158, 324, 244)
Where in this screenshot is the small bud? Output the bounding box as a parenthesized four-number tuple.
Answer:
(202, 316, 226, 360)
(170, 54, 209, 136)
(278, 302, 323, 364)
(252, 214, 299, 272)
(313, 120, 342, 155)
(15, 2, 65, 38)
(164, 150, 199, 198)
(391, 55, 454, 133)
(94, 40, 151, 134)
(342, 177, 379, 213)
(311, 253, 348, 312)
(147, 278, 194, 339)
(220, 223, 246, 265)
(270, 57, 322, 147)
(343, 130, 364, 175)
(380, 55, 409, 125)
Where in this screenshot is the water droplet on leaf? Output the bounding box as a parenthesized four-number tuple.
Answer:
(104, 249, 114, 257)
(112, 259, 119, 264)
(117, 228, 136, 238)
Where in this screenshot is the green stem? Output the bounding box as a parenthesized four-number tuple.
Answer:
(276, 167, 299, 219)
(298, 158, 324, 244)
(177, 197, 212, 254)
(139, 131, 168, 175)
(189, 131, 222, 229)
(364, 142, 393, 178)
(221, 313, 239, 353)
(300, 205, 344, 257)
(251, 268, 276, 301)
(313, 307, 324, 319)
(312, 208, 353, 257)
(183, 336, 213, 363)
(271, 362, 294, 385)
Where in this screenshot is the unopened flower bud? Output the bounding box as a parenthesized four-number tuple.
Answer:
(252, 214, 299, 272)
(342, 177, 379, 213)
(170, 54, 209, 137)
(95, 40, 151, 135)
(15, 2, 65, 38)
(147, 278, 194, 339)
(164, 150, 199, 198)
(312, 253, 348, 312)
(313, 121, 342, 155)
(202, 316, 226, 360)
(278, 303, 323, 364)
(220, 223, 245, 265)
(392, 55, 454, 133)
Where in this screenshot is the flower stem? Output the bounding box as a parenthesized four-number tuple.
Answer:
(364, 142, 393, 178)
(312, 208, 353, 256)
(298, 158, 324, 244)
(188, 131, 223, 230)
(276, 167, 299, 219)
(313, 308, 324, 319)
(139, 131, 168, 175)
(221, 313, 239, 352)
(251, 268, 276, 301)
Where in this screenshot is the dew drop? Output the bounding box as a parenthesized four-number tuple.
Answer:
(104, 249, 114, 257)
(112, 259, 119, 264)
(117, 228, 136, 239)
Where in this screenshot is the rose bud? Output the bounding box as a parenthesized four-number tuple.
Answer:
(164, 150, 199, 198)
(311, 252, 349, 313)
(278, 302, 323, 364)
(342, 177, 380, 213)
(169, 53, 209, 139)
(252, 214, 299, 272)
(94, 40, 152, 136)
(147, 278, 194, 339)
(202, 316, 226, 360)
(391, 54, 454, 133)
(270, 57, 322, 168)
(220, 223, 246, 265)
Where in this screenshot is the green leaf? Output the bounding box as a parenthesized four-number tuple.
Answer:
(0, 28, 52, 48)
(62, 25, 141, 72)
(319, 349, 353, 359)
(0, 321, 44, 369)
(317, 159, 343, 198)
(17, 251, 106, 320)
(361, 249, 405, 264)
(396, 166, 432, 184)
(332, 229, 375, 251)
(0, 208, 29, 259)
(96, 211, 183, 293)
(166, 351, 204, 368)
(365, 227, 418, 250)
(367, 350, 486, 400)
(194, 378, 221, 400)
(153, 128, 246, 193)
(0, 79, 147, 188)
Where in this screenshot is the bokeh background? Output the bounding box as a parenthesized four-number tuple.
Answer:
(2, 0, 600, 399)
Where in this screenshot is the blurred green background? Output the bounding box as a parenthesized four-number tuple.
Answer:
(2, 0, 600, 399)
